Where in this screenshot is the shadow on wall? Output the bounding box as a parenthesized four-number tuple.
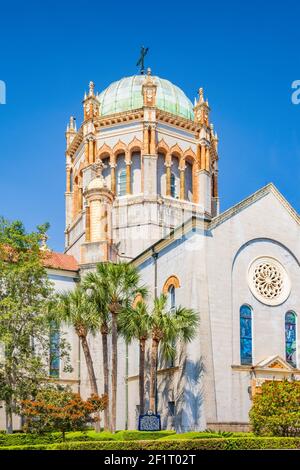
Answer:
(158, 350, 205, 432)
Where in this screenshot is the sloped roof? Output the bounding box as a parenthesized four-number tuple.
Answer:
(43, 251, 79, 272)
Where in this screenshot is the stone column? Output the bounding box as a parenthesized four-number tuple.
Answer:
(143, 126, 149, 154)
(72, 184, 78, 218)
(85, 204, 91, 242)
(88, 138, 94, 164)
(200, 145, 206, 170)
(205, 147, 210, 172)
(165, 159, 172, 197)
(78, 184, 83, 212)
(126, 162, 132, 195)
(150, 125, 156, 155)
(180, 166, 186, 200)
(192, 163, 199, 204)
(110, 163, 116, 194)
(85, 139, 89, 164)
(66, 166, 71, 192)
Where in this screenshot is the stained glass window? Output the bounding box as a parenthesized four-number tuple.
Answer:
(118, 169, 126, 196)
(285, 311, 296, 367)
(168, 285, 176, 367)
(50, 321, 60, 378)
(170, 173, 176, 198)
(168, 285, 176, 313)
(240, 305, 252, 365)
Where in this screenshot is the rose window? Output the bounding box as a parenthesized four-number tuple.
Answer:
(248, 257, 291, 306)
(253, 263, 283, 299)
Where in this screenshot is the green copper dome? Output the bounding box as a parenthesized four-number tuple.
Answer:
(97, 75, 194, 120)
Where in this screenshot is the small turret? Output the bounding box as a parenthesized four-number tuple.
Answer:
(65, 116, 77, 147)
(194, 88, 210, 126)
(83, 81, 100, 121)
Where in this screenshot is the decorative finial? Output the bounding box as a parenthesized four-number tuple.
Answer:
(199, 88, 204, 103)
(94, 158, 107, 178)
(69, 116, 77, 131)
(40, 234, 49, 251)
(147, 67, 151, 76)
(89, 81, 95, 97)
(136, 46, 149, 74)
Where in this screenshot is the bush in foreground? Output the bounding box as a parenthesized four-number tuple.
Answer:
(2, 437, 300, 451)
(249, 380, 300, 436)
(21, 389, 108, 440)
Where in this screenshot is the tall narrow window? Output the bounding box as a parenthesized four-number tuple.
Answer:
(285, 311, 296, 367)
(170, 173, 176, 198)
(50, 321, 60, 378)
(167, 285, 176, 367)
(240, 305, 252, 365)
(118, 169, 126, 196)
(168, 285, 176, 313)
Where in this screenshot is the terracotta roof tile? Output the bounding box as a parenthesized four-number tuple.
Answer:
(43, 251, 79, 272)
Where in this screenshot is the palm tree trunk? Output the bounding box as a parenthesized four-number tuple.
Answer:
(111, 313, 118, 433)
(101, 329, 110, 431)
(139, 338, 146, 415)
(149, 338, 159, 413)
(5, 401, 13, 434)
(80, 335, 100, 432)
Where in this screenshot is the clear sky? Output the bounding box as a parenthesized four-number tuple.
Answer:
(1, 0, 300, 251)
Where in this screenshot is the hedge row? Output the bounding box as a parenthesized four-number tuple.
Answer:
(0, 430, 175, 447)
(2, 437, 300, 451)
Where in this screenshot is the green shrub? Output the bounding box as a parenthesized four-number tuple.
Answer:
(2, 437, 300, 451)
(249, 380, 300, 436)
(115, 430, 175, 441)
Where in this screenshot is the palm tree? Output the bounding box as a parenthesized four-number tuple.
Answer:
(119, 300, 150, 415)
(83, 265, 111, 431)
(96, 262, 146, 433)
(149, 294, 198, 413)
(57, 285, 101, 432)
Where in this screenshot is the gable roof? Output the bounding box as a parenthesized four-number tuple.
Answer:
(131, 183, 299, 267)
(210, 183, 300, 230)
(43, 251, 79, 272)
(254, 355, 296, 372)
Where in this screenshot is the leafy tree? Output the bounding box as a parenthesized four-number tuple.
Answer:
(119, 299, 150, 415)
(21, 387, 108, 441)
(249, 379, 300, 436)
(0, 218, 71, 433)
(149, 294, 198, 412)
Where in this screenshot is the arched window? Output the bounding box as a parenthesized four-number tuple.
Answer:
(168, 285, 176, 313)
(240, 305, 252, 365)
(117, 169, 126, 196)
(170, 173, 176, 198)
(70, 169, 73, 192)
(285, 311, 297, 367)
(50, 321, 60, 378)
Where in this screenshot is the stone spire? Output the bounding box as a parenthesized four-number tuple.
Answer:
(194, 87, 210, 126)
(65, 116, 77, 147)
(83, 81, 100, 120)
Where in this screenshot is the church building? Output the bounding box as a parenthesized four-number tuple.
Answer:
(2, 69, 300, 432)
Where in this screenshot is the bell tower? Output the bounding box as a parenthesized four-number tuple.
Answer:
(194, 88, 219, 216)
(81, 159, 115, 267)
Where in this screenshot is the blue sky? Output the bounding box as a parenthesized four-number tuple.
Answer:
(1, 0, 300, 251)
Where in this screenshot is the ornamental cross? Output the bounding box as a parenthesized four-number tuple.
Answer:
(136, 46, 149, 75)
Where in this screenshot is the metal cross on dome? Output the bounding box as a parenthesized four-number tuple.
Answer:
(136, 46, 149, 75)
